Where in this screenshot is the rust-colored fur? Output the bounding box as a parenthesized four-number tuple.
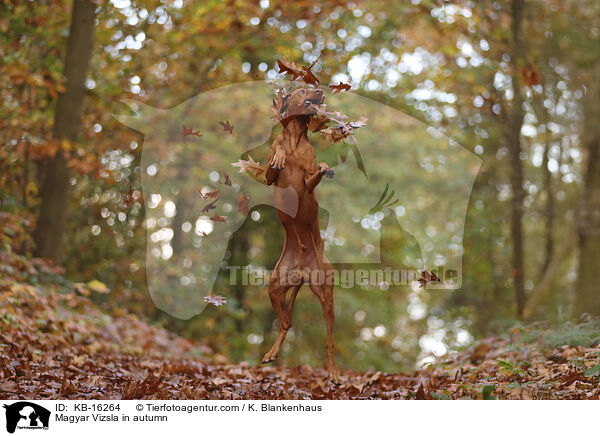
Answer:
(262, 88, 341, 385)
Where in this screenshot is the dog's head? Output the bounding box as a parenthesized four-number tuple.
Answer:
(280, 87, 324, 121)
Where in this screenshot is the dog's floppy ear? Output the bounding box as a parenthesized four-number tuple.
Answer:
(280, 93, 290, 117)
(272, 91, 291, 121)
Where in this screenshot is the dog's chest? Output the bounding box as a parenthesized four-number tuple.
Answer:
(285, 141, 313, 167)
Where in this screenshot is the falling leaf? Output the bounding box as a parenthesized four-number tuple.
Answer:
(417, 270, 442, 288)
(277, 58, 304, 80)
(220, 172, 232, 186)
(349, 116, 368, 129)
(204, 294, 227, 306)
(200, 231, 216, 247)
(201, 198, 218, 213)
(218, 120, 234, 134)
(123, 184, 135, 214)
(320, 116, 368, 143)
(277, 57, 320, 86)
(329, 82, 351, 94)
(210, 213, 227, 222)
(231, 155, 265, 177)
(199, 189, 220, 200)
(302, 58, 320, 85)
(182, 124, 202, 137)
(301, 69, 319, 86)
(307, 105, 331, 132)
(237, 193, 249, 215)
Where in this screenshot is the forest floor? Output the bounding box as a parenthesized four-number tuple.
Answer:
(1, 254, 599, 400)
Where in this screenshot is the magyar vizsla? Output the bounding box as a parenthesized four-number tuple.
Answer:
(262, 87, 341, 385)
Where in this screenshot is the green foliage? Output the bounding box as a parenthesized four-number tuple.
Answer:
(481, 384, 497, 400)
(497, 360, 526, 376)
(430, 392, 450, 400)
(584, 364, 600, 378)
(519, 320, 600, 349)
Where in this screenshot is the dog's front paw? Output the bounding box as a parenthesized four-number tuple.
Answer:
(270, 149, 286, 169)
(318, 162, 335, 178)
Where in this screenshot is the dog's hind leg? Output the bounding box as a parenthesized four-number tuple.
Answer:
(287, 283, 302, 316)
(309, 279, 341, 385)
(262, 280, 301, 364)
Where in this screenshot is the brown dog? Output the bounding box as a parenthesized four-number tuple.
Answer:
(262, 87, 341, 385)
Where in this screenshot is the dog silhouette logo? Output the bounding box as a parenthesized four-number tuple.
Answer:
(2, 402, 50, 433)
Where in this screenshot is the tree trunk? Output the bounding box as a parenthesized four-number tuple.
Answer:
(171, 195, 189, 257)
(231, 227, 250, 334)
(574, 65, 600, 317)
(523, 236, 576, 320)
(532, 80, 558, 279)
(33, 0, 96, 261)
(508, 0, 527, 318)
(539, 104, 555, 278)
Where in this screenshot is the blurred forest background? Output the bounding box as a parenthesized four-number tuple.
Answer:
(1, 0, 599, 375)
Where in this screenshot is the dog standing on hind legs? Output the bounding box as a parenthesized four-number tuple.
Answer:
(261, 87, 342, 385)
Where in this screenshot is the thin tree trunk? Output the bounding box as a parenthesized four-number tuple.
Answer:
(539, 91, 555, 277)
(540, 145, 555, 274)
(231, 227, 250, 334)
(523, 236, 575, 320)
(574, 65, 600, 317)
(171, 195, 189, 257)
(33, 0, 96, 261)
(170, 102, 198, 258)
(21, 142, 30, 209)
(508, 0, 527, 318)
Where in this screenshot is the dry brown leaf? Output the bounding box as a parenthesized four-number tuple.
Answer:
(235, 193, 249, 215)
(201, 198, 218, 213)
(182, 125, 202, 137)
(231, 155, 265, 177)
(329, 82, 351, 94)
(201, 189, 220, 200)
(220, 172, 232, 186)
(218, 120, 233, 134)
(209, 213, 227, 223)
(277, 57, 320, 86)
